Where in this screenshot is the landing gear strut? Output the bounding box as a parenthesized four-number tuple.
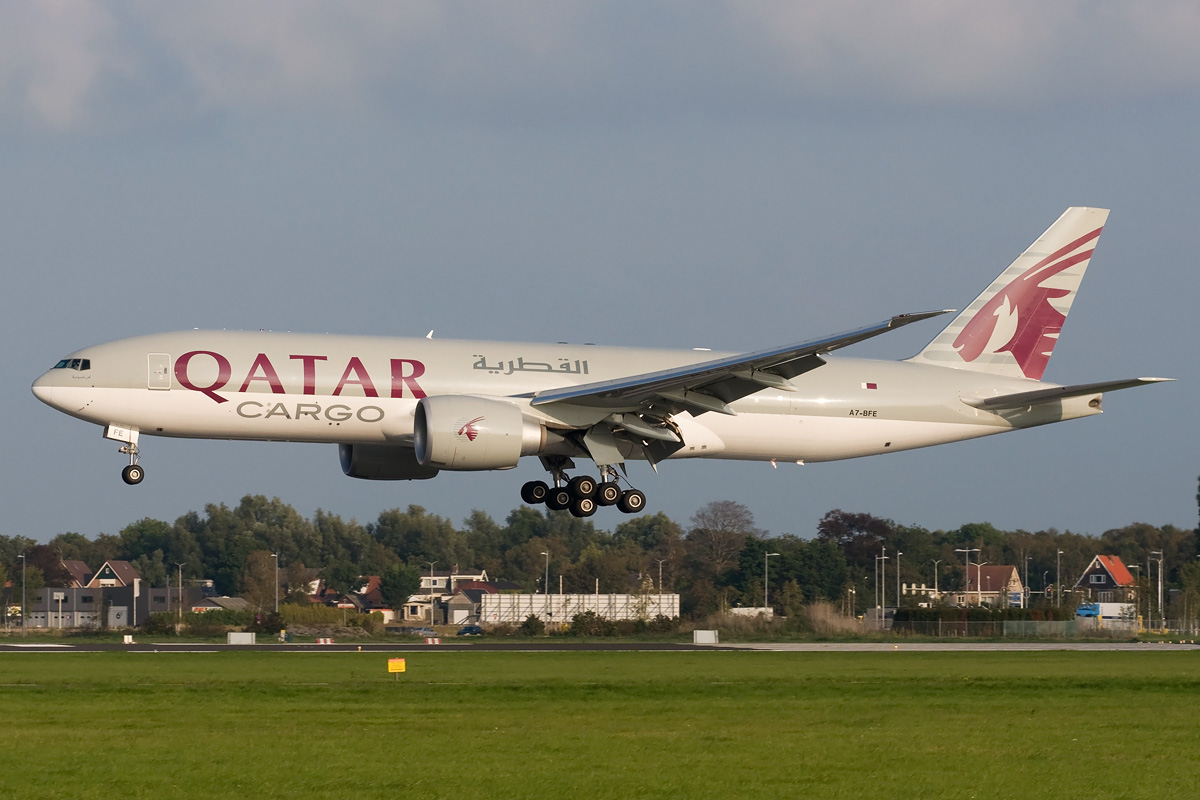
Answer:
(119, 444, 144, 485)
(520, 463, 646, 518)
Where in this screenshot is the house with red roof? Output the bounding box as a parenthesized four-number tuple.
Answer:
(1074, 555, 1136, 603)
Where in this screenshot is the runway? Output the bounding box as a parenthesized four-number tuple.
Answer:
(2, 640, 1197, 653)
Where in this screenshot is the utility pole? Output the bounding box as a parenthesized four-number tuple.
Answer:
(896, 551, 903, 608)
(931, 559, 942, 597)
(1151, 550, 1164, 630)
(426, 561, 438, 625)
(272, 552, 279, 613)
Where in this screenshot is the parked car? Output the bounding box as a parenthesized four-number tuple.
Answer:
(456, 625, 484, 636)
(410, 627, 438, 637)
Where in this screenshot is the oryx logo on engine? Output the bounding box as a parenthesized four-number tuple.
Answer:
(457, 416, 485, 441)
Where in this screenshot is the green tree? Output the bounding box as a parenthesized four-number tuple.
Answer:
(240, 550, 279, 611)
(379, 563, 422, 609)
(322, 559, 361, 596)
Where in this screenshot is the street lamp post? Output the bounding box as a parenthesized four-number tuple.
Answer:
(540, 551, 550, 622)
(1130, 564, 1142, 626)
(876, 549, 889, 627)
(896, 551, 903, 608)
(19, 554, 26, 636)
(656, 559, 666, 593)
(1151, 550, 1164, 630)
(426, 561, 438, 625)
(175, 562, 186, 628)
(764, 553, 780, 611)
(931, 559, 942, 597)
(271, 552, 279, 613)
(975, 562, 989, 606)
(1023, 555, 1032, 608)
(954, 548, 979, 606)
(1056, 550, 1064, 607)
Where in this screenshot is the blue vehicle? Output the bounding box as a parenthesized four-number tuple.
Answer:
(456, 625, 484, 636)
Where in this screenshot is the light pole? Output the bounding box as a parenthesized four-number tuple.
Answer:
(896, 551, 903, 608)
(271, 552, 279, 613)
(1023, 555, 1032, 608)
(175, 562, 186, 628)
(1151, 550, 1164, 629)
(931, 559, 942, 598)
(975, 562, 988, 606)
(1056, 549, 1063, 607)
(954, 548, 979, 606)
(876, 549, 889, 627)
(656, 559, 667, 594)
(540, 551, 550, 622)
(1130, 564, 1141, 625)
(18, 554, 26, 636)
(426, 561, 438, 625)
(764, 552, 780, 611)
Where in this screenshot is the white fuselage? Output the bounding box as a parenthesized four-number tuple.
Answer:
(31, 329, 1101, 465)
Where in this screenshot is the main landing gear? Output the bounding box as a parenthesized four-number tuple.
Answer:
(520, 466, 646, 518)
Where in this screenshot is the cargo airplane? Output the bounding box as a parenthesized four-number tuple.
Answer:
(33, 207, 1169, 517)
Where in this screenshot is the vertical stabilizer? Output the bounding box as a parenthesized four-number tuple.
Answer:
(909, 207, 1109, 380)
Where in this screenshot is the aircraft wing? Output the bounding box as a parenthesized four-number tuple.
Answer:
(530, 310, 952, 416)
(962, 377, 1174, 410)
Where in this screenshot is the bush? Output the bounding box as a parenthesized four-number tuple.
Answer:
(568, 611, 616, 636)
(140, 612, 176, 636)
(519, 615, 546, 636)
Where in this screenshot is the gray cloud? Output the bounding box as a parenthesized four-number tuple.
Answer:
(4, 2, 1200, 128)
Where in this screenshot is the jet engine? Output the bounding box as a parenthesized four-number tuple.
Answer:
(339, 443, 440, 480)
(413, 396, 546, 470)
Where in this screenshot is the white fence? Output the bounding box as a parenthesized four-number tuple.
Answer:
(480, 593, 679, 624)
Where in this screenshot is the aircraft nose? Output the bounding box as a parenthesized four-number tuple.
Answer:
(31, 372, 59, 408)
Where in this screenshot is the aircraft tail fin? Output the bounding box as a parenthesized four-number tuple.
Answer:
(909, 207, 1110, 380)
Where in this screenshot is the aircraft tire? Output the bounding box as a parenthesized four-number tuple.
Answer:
(520, 480, 549, 504)
(596, 482, 621, 506)
(617, 489, 646, 514)
(567, 475, 597, 499)
(570, 497, 597, 518)
(121, 464, 145, 485)
(546, 488, 572, 511)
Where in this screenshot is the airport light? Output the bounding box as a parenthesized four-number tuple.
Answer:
(764, 553, 780, 611)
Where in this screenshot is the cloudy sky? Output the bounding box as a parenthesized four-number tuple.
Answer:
(4, 1, 1197, 544)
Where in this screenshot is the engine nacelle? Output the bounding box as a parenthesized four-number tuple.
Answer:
(339, 443, 440, 481)
(413, 396, 544, 470)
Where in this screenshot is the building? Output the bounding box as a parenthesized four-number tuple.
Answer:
(480, 593, 680, 624)
(954, 565, 1024, 607)
(1074, 555, 1136, 603)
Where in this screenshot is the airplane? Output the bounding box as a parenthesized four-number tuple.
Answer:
(32, 207, 1170, 518)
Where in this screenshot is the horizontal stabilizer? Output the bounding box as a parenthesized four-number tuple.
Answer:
(963, 377, 1173, 410)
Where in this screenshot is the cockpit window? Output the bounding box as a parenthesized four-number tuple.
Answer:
(53, 358, 90, 371)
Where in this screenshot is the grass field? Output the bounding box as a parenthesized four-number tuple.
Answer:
(1, 650, 1197, 799)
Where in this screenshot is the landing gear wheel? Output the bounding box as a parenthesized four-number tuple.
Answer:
(596, 481, 622, 506)
(520, 480, 549, 505)
(121, 464, 145, 485)
(545, 487, 572, 511)
(617, 489, 646, 514)
(570, 497, 597, 518)
(568, 475, 597, 499)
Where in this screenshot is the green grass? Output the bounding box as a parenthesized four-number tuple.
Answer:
(1, 651, 1197, 799)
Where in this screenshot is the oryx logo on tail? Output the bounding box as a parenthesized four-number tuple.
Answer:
(909, 207, 1110, 380)
(953, 226, 1102, 380)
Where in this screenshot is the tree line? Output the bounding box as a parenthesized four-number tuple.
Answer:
(2, 485, 1197, 619)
